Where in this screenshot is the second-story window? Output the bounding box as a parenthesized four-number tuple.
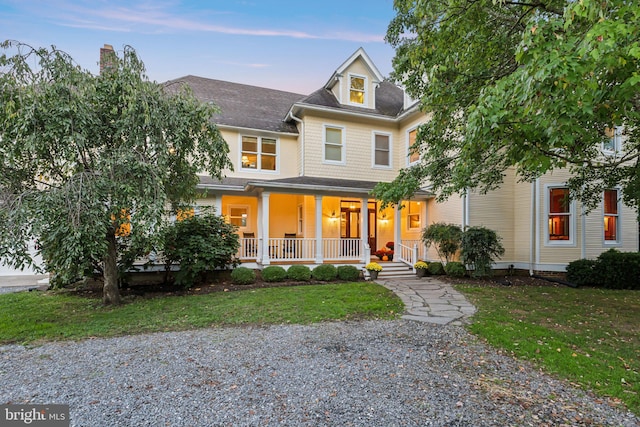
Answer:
(241, 136, 277, 171)
(373, 132, 391, 167)
(349, 75, 365, 104)
(408, 128, 419, 164)
(324, 125, 345, 164)
(603, 126, 622, 153)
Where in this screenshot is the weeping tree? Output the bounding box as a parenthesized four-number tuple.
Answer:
(0, 41, 232, 304)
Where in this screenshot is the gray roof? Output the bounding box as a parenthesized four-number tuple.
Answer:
(298, 80, 405, 117)
(165, 76, 304, 134)
(198, 175, 431, 198)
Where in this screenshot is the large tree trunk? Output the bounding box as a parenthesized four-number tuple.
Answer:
(103, 231, 121, 305)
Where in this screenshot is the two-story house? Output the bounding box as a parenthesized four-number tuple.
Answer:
(170, 48, 638, 274)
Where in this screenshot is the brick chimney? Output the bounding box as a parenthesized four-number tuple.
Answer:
(99, 44, 115, 74)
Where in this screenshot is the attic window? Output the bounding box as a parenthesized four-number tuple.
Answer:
(349, 76, 365, 104)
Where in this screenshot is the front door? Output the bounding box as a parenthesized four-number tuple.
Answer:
(340, 201, 377, 254)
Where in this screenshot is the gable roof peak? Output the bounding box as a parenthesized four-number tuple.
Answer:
(324, 47, 385, 90)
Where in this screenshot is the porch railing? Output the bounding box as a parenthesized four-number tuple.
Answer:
(323, 238, 361, 260)
(401, 239, 427, 261)
(266, 238, 315, 262)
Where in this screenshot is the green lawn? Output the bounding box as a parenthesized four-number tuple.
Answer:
(456, 284, 640, 414)
(0, 282, 402, 345)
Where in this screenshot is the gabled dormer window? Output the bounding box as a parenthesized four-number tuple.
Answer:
(349, 74, 366, 105)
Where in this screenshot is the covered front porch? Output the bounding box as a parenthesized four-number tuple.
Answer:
(198, 176, 430, 269)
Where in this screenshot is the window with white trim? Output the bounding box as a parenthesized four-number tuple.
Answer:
(373, 132, 391, 167)
(241, 136, 277, 171)
(407, 128, 419, 164)
(406, 201, 421, 231)
(349, 75, 366, 105)
(324, 125, 345, 163)
(228, 205, 249, 229)
(548, 187, 573, 242)
(604, 189, 619, 243)
(603, 126, 622, 153)
(297, 204, 304, 235)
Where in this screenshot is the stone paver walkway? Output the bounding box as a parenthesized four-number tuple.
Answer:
(379, 276, 476, 325)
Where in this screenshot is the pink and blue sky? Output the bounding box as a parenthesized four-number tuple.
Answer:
(1, 0, 398, 94)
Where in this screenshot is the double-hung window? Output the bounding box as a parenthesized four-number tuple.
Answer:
(324, 125, 345, 164)
(603, 126, 622, 153)
(228, 206, 249, 229)
(547, 187, 573, 243)
(407, 128, 419, 164)
(349, 75, 366, 105)
(604, 189, 619, 243)
(241, 136, 277, 171)
(373, 132, 391, 168)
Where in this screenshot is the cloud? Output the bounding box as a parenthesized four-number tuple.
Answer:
(40, 0, 385, 43)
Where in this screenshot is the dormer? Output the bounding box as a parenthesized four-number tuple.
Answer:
(323, 48, 384, 110)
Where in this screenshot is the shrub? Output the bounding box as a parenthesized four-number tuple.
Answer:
(312, 264, 338, 281)
(428, 262, 444, 275)
(230, 267, 256, 285)
(595, 249, 640, 289)
(445, 261, 466, 277)
(161, 211, 240, 287)
(422, 223, 462, 263)
(287, 265, 312, 281)
(337, 265, 360, 281)
(461, 226, 505, 277)
(262, 266, 287, 282)
(566, 259, 599, 286)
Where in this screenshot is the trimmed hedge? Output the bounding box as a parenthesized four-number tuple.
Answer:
(286, 265, 312, 281)
(337, 265, 360, 281)
(230, 267, 256, 285)
(262, 266, 287, 282)
(428, 261, 445, 275)
(312, 264, 338, 281)
(567, 249, 640, 289)
(444, 261, 466, 277)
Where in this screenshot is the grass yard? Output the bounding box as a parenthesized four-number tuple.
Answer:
(0, 282, 402, 345)
(456, 283, 640, 414)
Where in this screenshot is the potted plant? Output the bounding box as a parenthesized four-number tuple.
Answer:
(375, 247, 394, 261)
(414, 261, 429, 277)
(365, 262, 383, 280)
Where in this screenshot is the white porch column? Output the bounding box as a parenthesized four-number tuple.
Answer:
(394, 203, 401, 248)
(361, 197, 369, 264)
(261, 192, 271, 265)
(315, 195, 324, 264)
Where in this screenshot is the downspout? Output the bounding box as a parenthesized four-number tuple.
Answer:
(581, 202, 586, 259)
(530, 180, 536, 276)
(287, 111, 304, 176)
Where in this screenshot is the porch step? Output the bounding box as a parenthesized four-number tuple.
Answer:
(375, 261, 414, 279)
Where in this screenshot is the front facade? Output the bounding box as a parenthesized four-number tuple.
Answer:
(172, 48, 638, 273)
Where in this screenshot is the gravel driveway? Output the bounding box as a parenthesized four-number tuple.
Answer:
(1, 320, 638, 426)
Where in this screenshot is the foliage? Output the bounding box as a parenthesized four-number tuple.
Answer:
(365, 262, 383, 272)
(311, 264, 338, 281)
(460, 226, 505, 277)
(0, 283, 403, 344)
(375, 0, 640, 214)
(566, 259, 600, 286)
(261, 266, 287, 282)
(414, 261, 428, 270)
(161, 211, 239, 287)
(459, 284, 640, 414)
(385, 241, 394, 250)
(337, 265, 360, 281)
(421, 223, 462, 263)
(286, 265, 312, 281)
(444, 261, 466, 277)
(230, 267, 256, 285)
(428, 262, 444, 275)
(595, 249, 640, 290)
(0, 42, 232, 304)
